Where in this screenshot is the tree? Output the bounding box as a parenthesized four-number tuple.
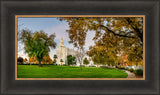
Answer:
(67, 55, 76, 65)
(76, 50, 85, 70)
(42, 53, 52, 64)
(60, 17, 143, 65)
(53, 54, 58, 64)
(23, 58, 28, 63)
(83, 57, 89, 65)
(87, 46, 109, 66)
(17, 57, 23, 64)
(20, 29, 56, 67)
(60, 59, 63, 66)
(29, 57, 36, 64)
(59, 18, 88, 70)
(52, 59, 56, 65)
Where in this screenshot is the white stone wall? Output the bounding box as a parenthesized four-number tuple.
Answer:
(56, 46, 66, 65)
(55, 39, 93, 66)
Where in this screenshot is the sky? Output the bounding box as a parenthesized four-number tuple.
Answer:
(17, 17, 95, 60)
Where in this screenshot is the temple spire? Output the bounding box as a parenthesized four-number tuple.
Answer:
(60, 38, 64, 47)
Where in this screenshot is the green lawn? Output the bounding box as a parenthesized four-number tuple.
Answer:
(17, 65, 128, 78)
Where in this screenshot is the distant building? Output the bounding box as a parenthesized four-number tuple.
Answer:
(56, 38, 93, 66)
(56, 38, 79, 65)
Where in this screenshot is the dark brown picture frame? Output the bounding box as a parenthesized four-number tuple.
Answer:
(0, 0, 159, 95)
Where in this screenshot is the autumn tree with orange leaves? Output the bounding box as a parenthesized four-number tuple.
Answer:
(60, 17, 143, 66)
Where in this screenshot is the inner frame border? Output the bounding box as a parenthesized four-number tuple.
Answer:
(15, 15, 145, 80)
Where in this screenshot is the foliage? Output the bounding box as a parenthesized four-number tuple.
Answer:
(67, 55, 76, 65)
(20, 29, 56, 67)
(59, 18, 88, 70)
(60, 59, 63, 65)
(60, 59, 63, 62)
(17, 57, 23, 64)
(129, 68, 134, 72)
(52, 59, 56, 64)
(53, 54, 58, 64)
(117, 66, 125, 69)
(119, 67, 125, 69)
(29, 57, 36, 63)
(23, 58, 28, 63)
(83, 57, 89, 65)
(42, 53, 52, 64)
(87, 45, 116, 66)
(124, 67, 128, 70)
(60, 17, 143, 66)
(100, 66, 108, 68)
(89, 65, 96, 67)
(134, 69, 143, 75)
(53, 54, 58, 59)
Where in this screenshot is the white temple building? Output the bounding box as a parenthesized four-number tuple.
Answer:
(56, 38, 79, 65)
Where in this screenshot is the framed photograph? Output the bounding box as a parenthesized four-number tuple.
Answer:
(1, 0, 159, 95)
(15, 15, 145, 80)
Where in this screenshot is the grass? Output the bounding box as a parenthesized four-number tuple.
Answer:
(17, 65, 128, 78)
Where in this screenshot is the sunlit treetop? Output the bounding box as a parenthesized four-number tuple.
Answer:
(60, 17, 143, 64)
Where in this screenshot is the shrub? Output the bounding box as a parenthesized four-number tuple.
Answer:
(100, 66, 108, 68)
(118, 67, 125, 69)
(83, 57, 89, 65)
(129, 68, 134, 72)
(63, 64, 67, 66)
(117, 66, 121, 69)
(89, 65, 96, 67)
(31, 64, 38, 65)
(67, 55, 76, 65)
(80, 65, 85, 67)
(18, 62, 25, 65)
(125, 67, 129, 70)
(134, 69, 143, 75)
(111, 63, 115, 66)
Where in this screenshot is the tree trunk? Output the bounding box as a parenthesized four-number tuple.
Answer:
(39, 59, 42, 67)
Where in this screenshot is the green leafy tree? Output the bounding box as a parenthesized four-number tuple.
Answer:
(83, 57, 89, 65)
(60, 59, 63, 66)
(20, 29, 56, 67)
(52, 59, 56, 64)
(53, 54, 58, 64)
(67, 55, 76, 65)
